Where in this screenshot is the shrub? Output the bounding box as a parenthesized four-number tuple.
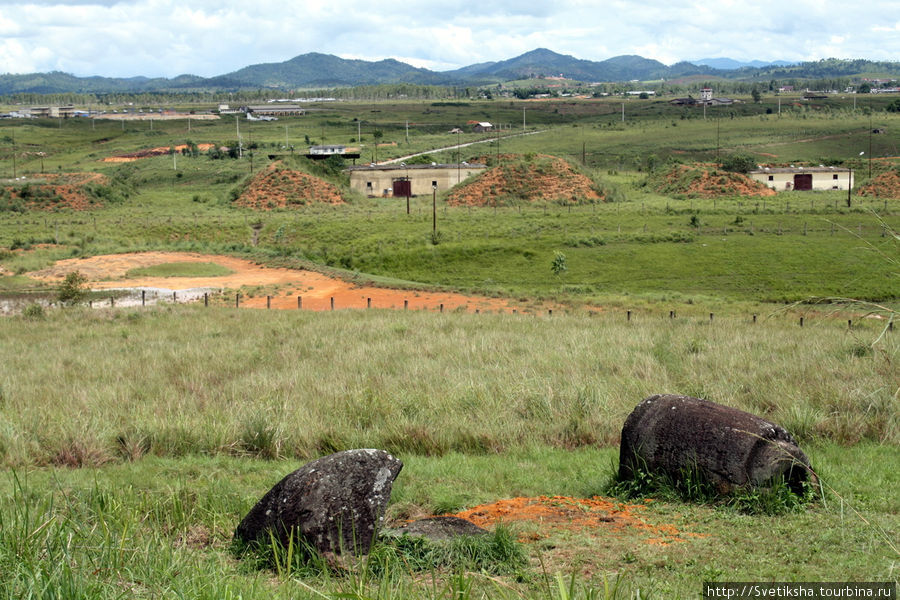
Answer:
(720, 153, 757, 174)
(57, 271, 88, 305)
(22, 303, 45, 319)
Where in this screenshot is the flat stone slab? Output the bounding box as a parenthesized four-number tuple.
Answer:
(386, 516, 489, 541)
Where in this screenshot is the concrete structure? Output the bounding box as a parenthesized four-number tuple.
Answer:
(309, 145, 347, 156)
(749, 166, 853, 191)
(28, 106, 77, 118)
(245, 105, 305, 116)
(347, 163, 487, 197)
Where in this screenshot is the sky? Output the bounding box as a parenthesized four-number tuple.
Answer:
(0, 0, 898, 78)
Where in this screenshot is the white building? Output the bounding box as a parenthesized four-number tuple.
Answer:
(748, 166, 853, 191)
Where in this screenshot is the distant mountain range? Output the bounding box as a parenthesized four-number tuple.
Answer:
(1, 48, 898, 95)
(691, 58, 795, 70)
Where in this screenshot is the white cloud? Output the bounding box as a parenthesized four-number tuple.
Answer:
(0, 0, 897, 78)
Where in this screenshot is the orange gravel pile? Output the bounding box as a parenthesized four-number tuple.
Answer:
(450, 496, 690, 546)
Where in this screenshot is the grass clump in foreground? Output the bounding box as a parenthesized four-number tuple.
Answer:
(233, 525, 526, 581)
(606, 462, 819, 516)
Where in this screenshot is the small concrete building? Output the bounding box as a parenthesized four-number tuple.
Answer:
(472, 122, 493, 133)
(309, 145, 347, 156)
(245, 105, 305, 116)
(749, 166, 853, 191)
(347, 163, 487, 197)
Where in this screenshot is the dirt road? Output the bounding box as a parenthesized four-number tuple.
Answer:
(28, 252, 529, 313)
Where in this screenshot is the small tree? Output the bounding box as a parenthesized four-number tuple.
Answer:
(551, 252, 568, 277)
(58, 271, 88, 305)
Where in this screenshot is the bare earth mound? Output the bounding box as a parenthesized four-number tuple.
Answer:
(1, 172, 111, 211)
(446, 154, 603, 206)
(654, 165, 775, 198)
(857, 168, 900, 198)
(102, 143, 215, 163)
(234, 165, 344, 209)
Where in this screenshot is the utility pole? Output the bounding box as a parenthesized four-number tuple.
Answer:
(236, 115, 242, 158)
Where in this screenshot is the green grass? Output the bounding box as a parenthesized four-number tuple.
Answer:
(125, 262, 234, 278)
(0, 306, 896, 467)
(0, 443, 895, 599)
(1, 97, 899, 598)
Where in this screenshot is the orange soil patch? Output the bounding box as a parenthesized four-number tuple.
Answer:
(446, 154, 603, 206)
(234, 164, 344, 209)
(450, 496, 690, 546)
(2, 172, 109, 210)
(658, 165, 775, 198)
(857, 169, 900, 198)
(26, 252, 529, 313)
(102, 143, 216, 163)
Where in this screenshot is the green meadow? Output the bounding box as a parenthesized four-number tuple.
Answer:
(1, 95, 898, 598)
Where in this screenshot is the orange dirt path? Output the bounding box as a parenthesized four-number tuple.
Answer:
(27, 252, 527, 313)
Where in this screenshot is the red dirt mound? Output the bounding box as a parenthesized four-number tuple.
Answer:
(2, 172, 110, 211)
(446, 154, 603, 207)
(103, 143, 215, 163)
(234, 165, 345, 209)
(857, 169, 900, 198)
(655, 164, 775, 198)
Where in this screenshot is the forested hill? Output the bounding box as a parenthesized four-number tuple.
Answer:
(1, 50, 898, 95)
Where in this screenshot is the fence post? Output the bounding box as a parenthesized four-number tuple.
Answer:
(173, 291, 177, 304)
(800, 316, 804, 327)
(267, 295, 271, 309)
(404, 299, 408, 310)
(627, 310, 631, 321)
(236, 293, 239, 308)
(709, 313, 714, 323)
(475, 309, 480, 314)
(110, 297, 114, 307)
(548, 309, 552, 316)
(669, 310, 675, 319)
(752, 314, 757, 324)
(848, 319, 852, 329)
(204, 293, 208, 307)
(367, 297, 371, 309)
(297, 296, 302, 310)
(142, 290, 146, 306)
(439, 303, 443, 313)
(330, 297, 334, 311)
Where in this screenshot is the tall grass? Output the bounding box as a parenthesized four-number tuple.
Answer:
(0, 306, 895, 467)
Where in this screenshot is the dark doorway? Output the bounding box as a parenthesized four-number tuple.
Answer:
(393, 178, 411, 197)
(793, 174, 813, 191)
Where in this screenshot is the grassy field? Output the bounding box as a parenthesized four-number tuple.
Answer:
(1, 95, 899, 598)
(0, 307, 897, 597)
